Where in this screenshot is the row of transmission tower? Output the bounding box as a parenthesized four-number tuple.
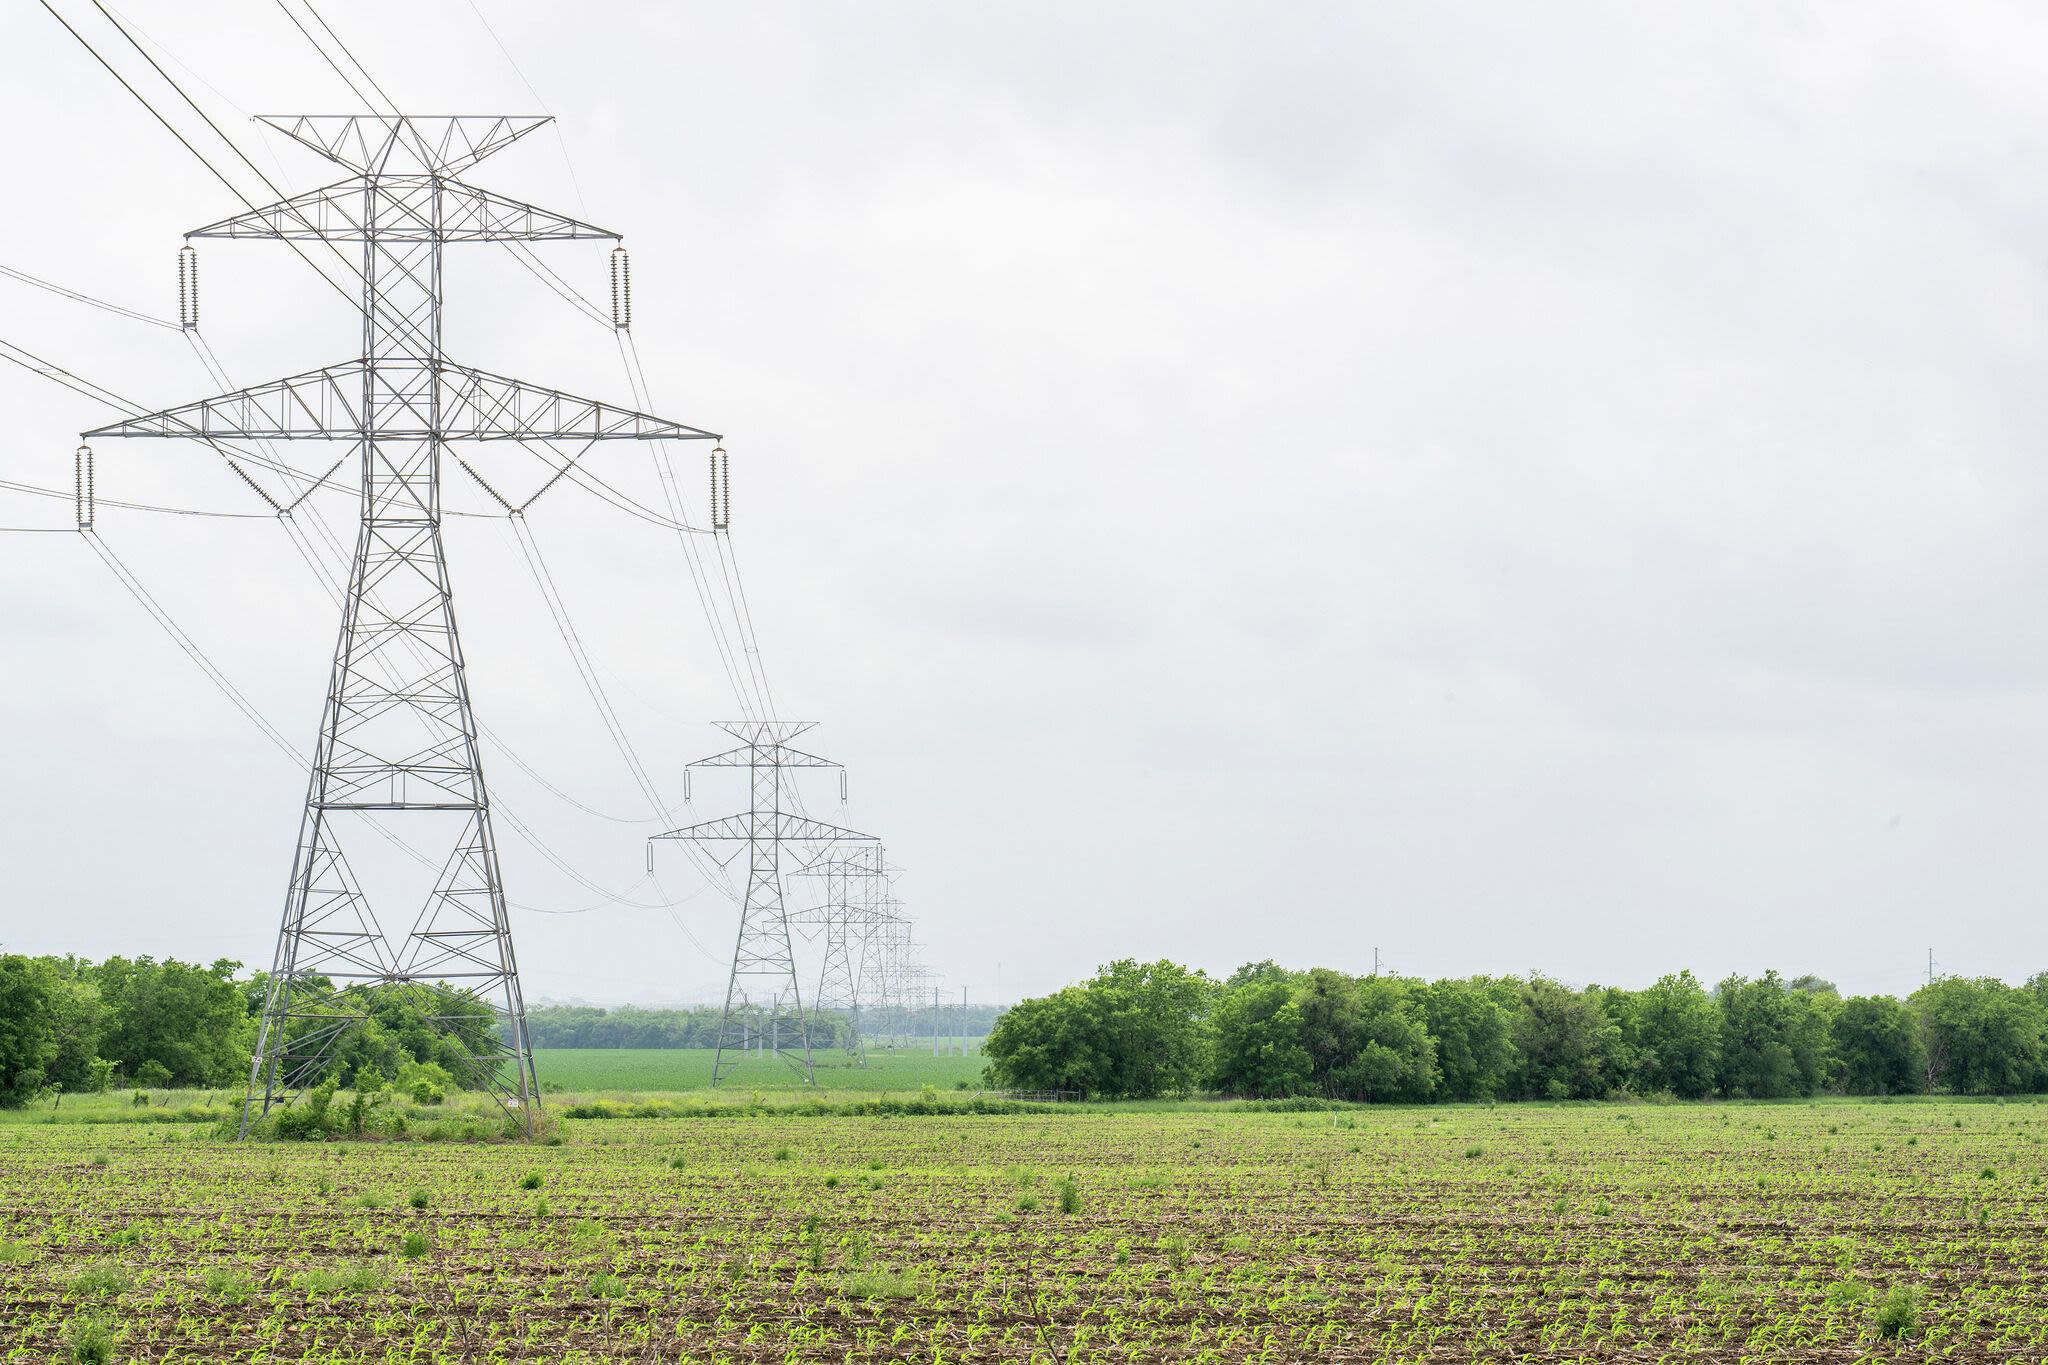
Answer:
(654, 722, 939, 1086)
(63, 108, 943, 1136)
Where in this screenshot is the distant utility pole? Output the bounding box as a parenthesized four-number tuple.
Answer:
(1927, 949, 1935, 988)
(86, 115, 717, 1140)
(655, 722, 872, 1086)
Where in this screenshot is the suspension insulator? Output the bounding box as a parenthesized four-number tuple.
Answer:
(709, 446, 729, 531)
(177, 244, 198, 330)
(610, 246, 631, 330)
(75, 445, 94, 530)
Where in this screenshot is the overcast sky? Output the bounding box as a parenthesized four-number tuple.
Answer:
(4, 2, 2047, 1005)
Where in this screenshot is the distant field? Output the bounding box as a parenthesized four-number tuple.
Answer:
(533, 1046, 987, 1095)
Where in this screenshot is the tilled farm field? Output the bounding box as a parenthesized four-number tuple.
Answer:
(2, 1101, 2045, 1362)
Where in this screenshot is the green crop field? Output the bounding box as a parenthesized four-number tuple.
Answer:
(534, 1047, 989, 1095)
(3, 1098, 2047, 1361)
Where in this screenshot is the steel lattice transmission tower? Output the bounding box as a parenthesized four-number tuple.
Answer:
(84, 115, 718, 1137)
(655, 722, 872, 1085)
(791, 845, 897, 1063)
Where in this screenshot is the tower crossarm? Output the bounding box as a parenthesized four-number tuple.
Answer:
(687, 742, 843, 770)
(82, 360, 717, 443)
(260, 115, 554, 176)
(657, 813, 876, 845)
(189, 177, 621, 243)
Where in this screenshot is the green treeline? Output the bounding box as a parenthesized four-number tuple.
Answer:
(981, 959, 2048, 1102)
(0, 953, 502, 1106)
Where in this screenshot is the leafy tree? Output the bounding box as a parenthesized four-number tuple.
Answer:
(1208, 973, 1311, 1097)
(1414, 978, 1511, 1101)
(91, 957, 252, 1087)
(1331, 976, 1437, 1102)
(1222, 960, 1298, 991)
(1291, 970, 1435, 1102)
(1625, 971, 1722, 1098)
(0, 954, 59, 1107)
(1293, 968, 1365, 1095)
(982, 987, 1112, 1096)
(985, 960, 1213, 1100)
(38, 970, 112, 1093)
(1832, 995, 1923, 1095)
(1086, 959, 1216, 1099)
(1509, 976, 1615, 1100)
(1913, 977, 2044, 1095)
(1715, 971, 1828, 1098)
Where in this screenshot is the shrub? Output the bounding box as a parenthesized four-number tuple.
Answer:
(399, 1231, 430, 1261)
(407, 1188, 431, 1210)
(343, 1087, 388, 1136)
(518, 1173, 543, 1190)
(272, 1077, 341, 1141)
(1013, 1193, 1040, 1213)
(394, 1059, 456, 1103)
(1056, 1175, 1083, 1215)
(587, 1272, 627, 1299)
(1873, 1285, 1919, 1339)
(1463, 1145, 1484, 1159)
(63, 1315, 116, 1365)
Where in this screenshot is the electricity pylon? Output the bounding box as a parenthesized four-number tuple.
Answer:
(655, 722, 872, 1085)
(792, 845, 895, 1062)
(84, 115, 718, 1137)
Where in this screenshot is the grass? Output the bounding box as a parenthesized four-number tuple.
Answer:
(843, 1268, 924, 1299)
(291, 1264, 385, 1296)
(203, 1268, 255, 1303)
(67, 1264, 132, 1298)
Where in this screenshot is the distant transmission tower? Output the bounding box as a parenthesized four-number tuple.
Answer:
(656, 722, 872, 1085)
(85, 116, 718, 1137)
(792, 845, 894, 1062)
